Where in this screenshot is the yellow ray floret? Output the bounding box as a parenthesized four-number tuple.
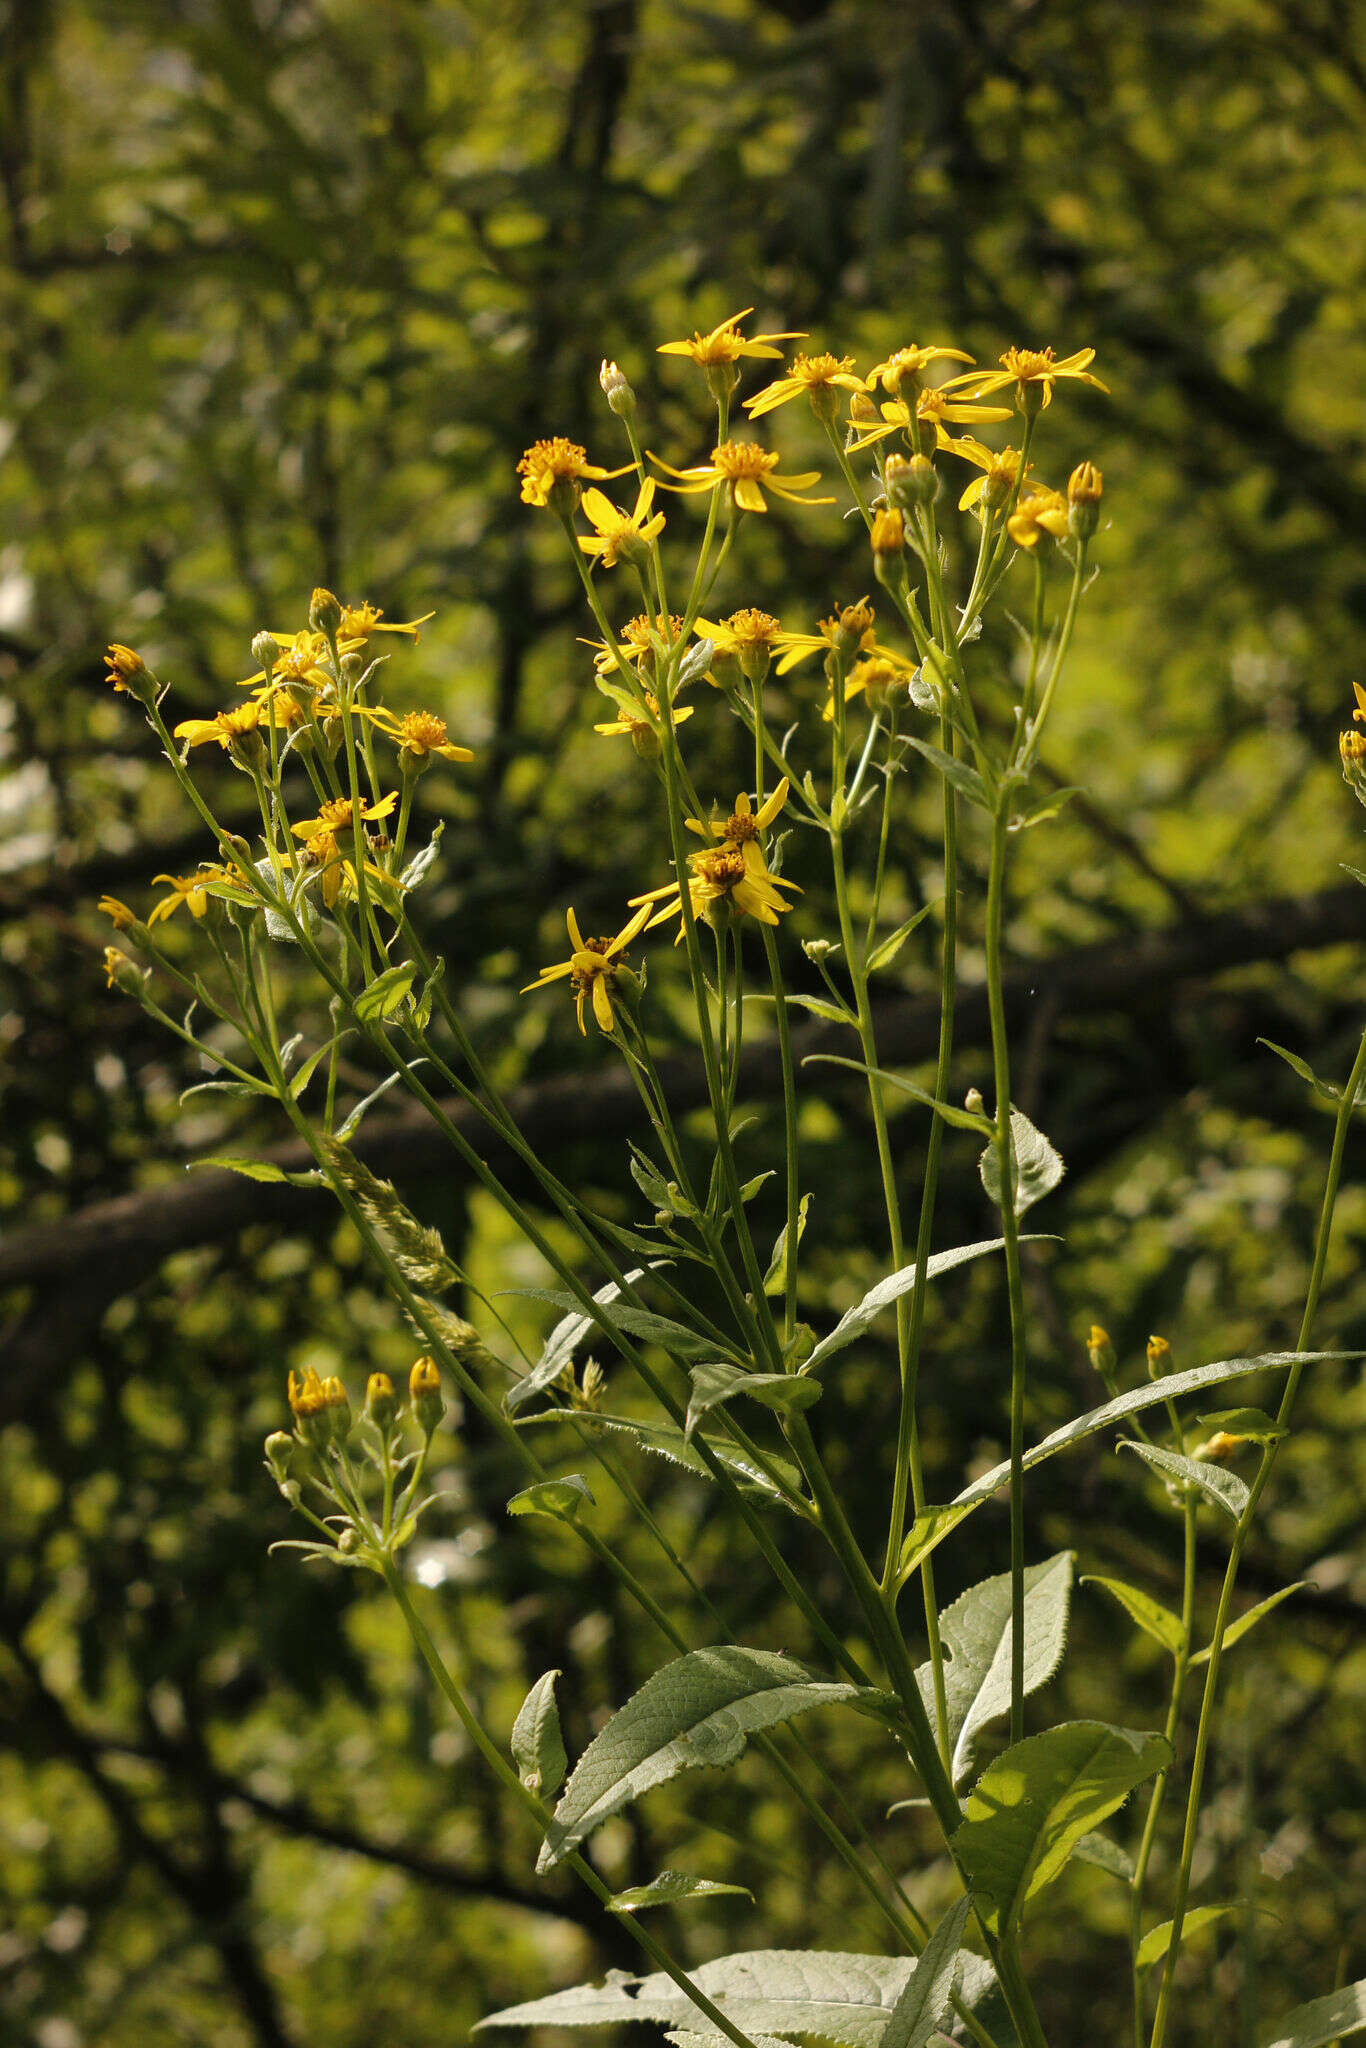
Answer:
(864, 344, 976, 394)
(650, 440, 833, 516)
(518, 439, 630, 508)
(148, 869, 221, 924)
(848, 385, 1013, 454)
(1006, 486, 1070, 549)
(951, 437, 1029, 511)
(744, 352, 864, 420)
(357, 706, 474, 764)
(290, 792, 398, 841)
(657, 308, 805, 368)
(521, 905, 651, 1034)
(578, 481, 667, 568)
(964, 345, 1108, 411)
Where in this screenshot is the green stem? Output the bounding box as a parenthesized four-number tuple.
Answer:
(1149, 1020, 1366, 2048)
(1130, 1492, 1197, 2048)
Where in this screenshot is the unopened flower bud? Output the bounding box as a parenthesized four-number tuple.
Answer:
(964, 1087, 985, 1115)
(870, 508, 906, 558)
(338, 651, 364, 687)
(1087, 1325, 1116, 1377)
(104, 643, 156, 704)
(1194, 1430, 1244, 1463)
(629, 719, 661, 761)
(599, 359, 636, 418)
(309, 587, 343, 637)
(409, 1355, 445, 1435)
(1146, 1334, 1172, 1379)
(1340, 728, 1366, 802)
(847, 390, 879, 434)
(803, 938, 837, 963)
(577, 1359, 608, 1410)
(1067, 461, 1103, 540)
(102, 947, 143, 996)
(252, 632, 281, 670)
(365, 1371, 398, 1430)
(338, 1525, 361, 1555)
(783, 1323, 817, 1369)
(264, 1431, 296, 1486)
(889, 452, 938, 507)
(318, 1375, 351, 1446)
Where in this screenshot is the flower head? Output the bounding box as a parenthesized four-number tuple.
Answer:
(965, 345, 1108, 415)
(952, 438, 1028, 512)
(636, 782, 799, 934)
(658, 308, 804, 369)
(518, 438, 629, 510)
(651, 440, 833, 516)
(577, 480, 666, 568)
(744, 351, 863, 422)
(98, 895, 139, 931)
(824, 653, 914, 721)
(148, 869, 224, 925)
(173, 702, 274, 756)
(105, 643, 153, 697)
(290, 792, 398, 842)
(359, 706, 474, 767)
(336, 601, 435, 643)
(849, 384, 1012, 456)
(771, 598, 883, 674)
(1006, 486, 1071, 550)
(592, 689, 694, 758)
(584, 613, 683, 678)
(865, 343, 975, 396)
(521, 905, 651, 1034)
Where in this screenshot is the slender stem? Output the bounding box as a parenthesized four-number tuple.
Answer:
(984, 797, 1030, 1745)
(761, 925, 801, 1343)
(381, 1564, 766, 2048)
(1129, 1492, 1197, 2048)
(1149, 1020, 1366, 2048)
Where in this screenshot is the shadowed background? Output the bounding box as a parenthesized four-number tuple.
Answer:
(3, 3, 1366, 2044)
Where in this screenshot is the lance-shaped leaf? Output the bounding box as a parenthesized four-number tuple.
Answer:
(511, 1670, 567, 1798)
(1081, 1575, 1184, 1656)
(686, 1361, 822, 1438)
(1188, 1582, 1310, 1666)
(505, 1267, 668, 1413)
(951, 1354, 1359, 1511)
(608, 1871, 754, 1914)
(518, 1410, 808, 1514)
(1262, 1980, 1366, 2048)
(880, 1899, 970, 2048)
(979, 1109, 1065, 1219)
(802, 1238, 1041, 1377)
(866, 899, 941, 976)
(536, 1649, 866, 1872)
(954, 1720, 1170, 1936)
(478, 1949, 942, 2047)
(1072, 1832, 1135, 1881)
(507, 1474, 595, 1523)
(916, 1553, 1074, 1785)
(1135, 1902, 1243, 1971)
(764, 1193, 812, 1296)
(1119, 1440, 1250, 1522)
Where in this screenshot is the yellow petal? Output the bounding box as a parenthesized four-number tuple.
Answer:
(733, 477, 768, 514)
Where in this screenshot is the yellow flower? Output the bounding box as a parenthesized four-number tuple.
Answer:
(657, 308, 804, 369)
(635, 784, 800, 934)
(98, 895, 139, 930)
(237, 630, 333, 694)
(592, 690, 695, 749)
(577, 480, 667, 568)
(1006, 486, 1071, 549)
(952, 437, 1028, 511)
(1351, 681, 1366, 727)
(358, 707, 474, 764)
(744, 352, 863, 421)
(336, 602, 435, 643)
(849, 384, 1012, 455)
(965, 345, 1108, 413)
(148, 869, 223, 925)
(104, 643, 151, 694)
(290, 792, 398, 841)
(584, 612, 683, 677)
(771, 598, 882, 674)
(694, 608, 783, 660)
(173, 701, 274, 752)
(823, 653, 914, 721)
(521, 905, 651, 1034)
(517, 438, 629, 509)
(864, 343, 975, 395)
(651, 440, 833, 516)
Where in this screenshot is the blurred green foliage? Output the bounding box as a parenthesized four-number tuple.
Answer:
(3, 2, 1366, 2044)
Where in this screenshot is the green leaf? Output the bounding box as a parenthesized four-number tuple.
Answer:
(805, 1055, 994, 1135)
(880, 1899, 969, 2048)
(1262, 1981, 1366, 2048)
(1081, 1575, 1184, 1655)
(685, 1361, 822, 1439)
(506, 1474, 595, 1523)
(517, 1411, 807, 1514)
(764, 1192, 812, 1296)
(1010, 786, 1082, 831)
(477, 1950, 949, 2046)
(536, 1649, 867, 1871)
(1071, 1831, 1135, 1882)
(896, 1502, 978, 1583)
(506, 1268, 662, 1415)
(510, 1670, 567, 1798)
(334, 1066, 410, 1139)
(500, 1286, 724, 1363)
(804, 1238, 1038, 1376)
(288, 1035, 344, 1101)
(1119, 1441, 1250, 1522)
(916, 1553, 1074, 1785)
(1188, 1582, 1310, 1666)
(192, 1154, 322, 1187)
(904, 735, 993, 810)
(1259, 1038, 1366, 1109)
(1136, 1902, 1241, 1971)
(781, 991, 859, 1027)
(1194, 1406, 1284, 1444)
(739, 1170, 775, 1203)
(952, 1353, 1357, 1511)
(866, 900, 940, 974)
(954, 1721, 1170, 1936)
(353, 960, 417, 1022)
(979, 1109, 1065, 1219)
(607, 1871, 754, 1914)
(400, 819, 445, 890)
